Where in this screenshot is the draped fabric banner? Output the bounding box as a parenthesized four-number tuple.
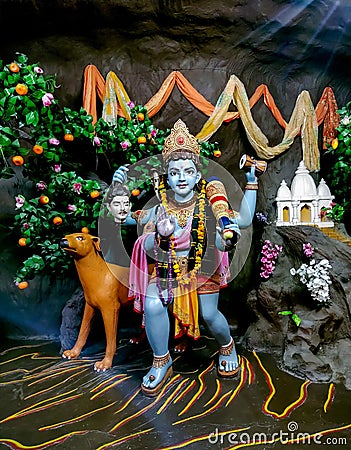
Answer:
(83, 65, 339, 171)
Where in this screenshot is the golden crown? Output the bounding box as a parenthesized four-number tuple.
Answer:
(162, 119, 201, 163)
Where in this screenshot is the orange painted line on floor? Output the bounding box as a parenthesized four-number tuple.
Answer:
(0, 389, 79, 423)
(109, 374, 181, 432)
(173, 390, 232, 425)
(0, 353, 59, 367)
(114, 387, 141, 414)
(24, 368, 89, 400)
(96, 427, 154, 450)
(90, 373, 128, 393)
(225, 360, 248, 407)
(90, 376, 132, 400)
(253, 351, 311, 419)
(157, 378, 189, 414)
(0, 431, 87, 449)
(244, 356, 255, 385)
(27, 365, 89, 386)
(178, 361, 214, 416)
(204, 378, 222, 407)
(173, 379, 196, 404)
(158, 427, 250, 450)
(323, 383, 335, 413)
(39, 401, 117, 431)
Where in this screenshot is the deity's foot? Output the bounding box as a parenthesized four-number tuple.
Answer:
(217, 338, 240, 379)
(174, 335, 189, 353)
(141, 352, 173, 397)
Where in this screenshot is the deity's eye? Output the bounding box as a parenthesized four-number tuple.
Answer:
(76, 236, 84, 241)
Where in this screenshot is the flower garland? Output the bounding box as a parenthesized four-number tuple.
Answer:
(158, 176, 207, 285)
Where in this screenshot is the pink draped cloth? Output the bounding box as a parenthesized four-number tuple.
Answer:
(128, 223, 230, 315)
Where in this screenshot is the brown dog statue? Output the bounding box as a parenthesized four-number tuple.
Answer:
(60, 233, 129, 372)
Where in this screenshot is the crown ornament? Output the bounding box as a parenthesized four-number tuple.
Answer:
(162, 119, 201, 164)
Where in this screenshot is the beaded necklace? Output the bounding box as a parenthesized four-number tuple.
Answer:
(157, 176, 207, 286)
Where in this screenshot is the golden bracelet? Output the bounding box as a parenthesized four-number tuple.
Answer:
(245, 183, 259, 190)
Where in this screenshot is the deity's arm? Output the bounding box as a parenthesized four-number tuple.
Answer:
(236, 166, 258, 228)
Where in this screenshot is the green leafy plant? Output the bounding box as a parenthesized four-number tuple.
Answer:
(278, 310, 302, 327)
(325, 102, 351, 221)
(320, 202, 345, 223)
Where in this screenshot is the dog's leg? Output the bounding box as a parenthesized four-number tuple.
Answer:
(62, 303, 95, 360)
(94, 303, 119, 372)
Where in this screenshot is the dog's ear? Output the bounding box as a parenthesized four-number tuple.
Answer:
(92, 236, 101, 252)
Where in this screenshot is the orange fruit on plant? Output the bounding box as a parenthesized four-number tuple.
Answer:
(90, 190, 100, 199)
(9, 62, 20, 73)
(18, 237, 27, 247)
(213, 150, 222, 158)
(15, 83, 28, 95)
(33, 145, 44, 155)
(137, 113, 144, 121)
(81, 227, 89, 234)
(12, 155, 24, 166)
(53, 216, 63, 225)
(39, 195, 50, 205)
(138, 136, 147, 144)
(131, 188, 140, 196)
(64, 133, 74, 142)
(18, 281, 29, 290)
(331, 138, 338, 149)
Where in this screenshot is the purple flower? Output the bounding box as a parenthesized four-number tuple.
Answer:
(150, 129, 158, 137)
(303, 243, 314, 258)
(259, 240, 283, 280)
(67, 204, 77, 212)
(93, 136, 101, 146)
(127, 101, 135, 109)
(54, 164, 61, 173)
(15, 195, 25, 208)
(34, 66, 43, 74)
(49, 137, 60, 146)
(42, 93, 54, 106)
(120, 140, 131, 150)
(23, 223, 30, 230)
(73, 183, 82, 194)
(36, 181, 47, 191)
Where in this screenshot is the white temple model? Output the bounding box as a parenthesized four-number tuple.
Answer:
(276, 161, 334, 228)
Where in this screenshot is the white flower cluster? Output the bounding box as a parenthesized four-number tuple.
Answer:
(290, 258, 332, 304)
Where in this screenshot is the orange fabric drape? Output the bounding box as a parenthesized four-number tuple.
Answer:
(82, 64, 339, 159)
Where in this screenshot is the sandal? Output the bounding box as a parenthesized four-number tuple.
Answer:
(217, 338, 240, 379)
(141, 352, 173, 397)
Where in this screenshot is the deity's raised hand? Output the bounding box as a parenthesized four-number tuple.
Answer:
(156, 205, 175, 238)
(112, 164, 130, 184)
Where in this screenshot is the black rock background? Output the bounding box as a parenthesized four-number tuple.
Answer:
(1, 0, 351, 387)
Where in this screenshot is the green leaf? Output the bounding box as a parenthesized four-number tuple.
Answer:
(278, 310, 292, 316)
(291, 314, 302, 327)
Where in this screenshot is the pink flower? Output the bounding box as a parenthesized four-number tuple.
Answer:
(42, 93, 54, 106)
(54, 164, 61, 173)
(93, 136, 101, 146)
(127, 101, 135, 108)
(73, 183, 82, 194)
(67, 204, 77, 212)
(150, 129, 158, 137)
(15, 195, 25, 208)
(36, 181, 47, 190)
(34, 66, 43, 74)
(49, 137, 60, 146)
(23, 223, 30, 230)
(120, 140, 131, 150)
(303, 243, 314, 258)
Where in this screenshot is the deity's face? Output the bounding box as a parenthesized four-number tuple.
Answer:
(167, 158, 201, 202)
(107, 195, 130, 223)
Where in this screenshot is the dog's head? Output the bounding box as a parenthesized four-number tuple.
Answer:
(60, 233, 101, 258)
